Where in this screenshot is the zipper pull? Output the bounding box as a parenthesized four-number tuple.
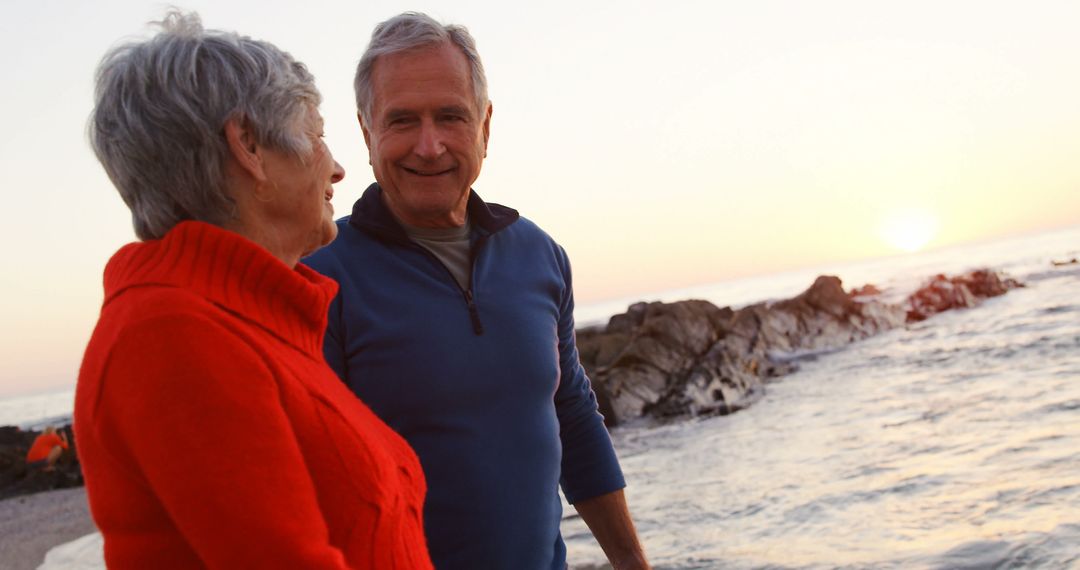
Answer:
(465, 290, 484, 335)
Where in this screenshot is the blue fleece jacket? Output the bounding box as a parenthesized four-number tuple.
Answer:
(304, 184, 625, 569)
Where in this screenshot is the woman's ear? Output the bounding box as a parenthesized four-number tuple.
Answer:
(224, 116, 268, 182)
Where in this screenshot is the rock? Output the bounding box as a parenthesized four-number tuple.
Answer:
(582, 268, 1022, 426)
(906, 270, 1022, 322)
(578, 300, 733, 425)
(850, 283, 882, 297)
(0, 425, 83, 500)
(758, 276, 906, 354)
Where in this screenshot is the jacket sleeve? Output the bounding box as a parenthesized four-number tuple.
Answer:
(552, 247, 626, 504)
(322, 291, 348, 381)
(90, 313, 352, 569)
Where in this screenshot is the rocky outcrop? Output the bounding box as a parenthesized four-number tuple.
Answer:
(906, 270, 1024, 322)
(0, 425, 83, 500)
(577, 300, 739, 423)
(579, 269, 1022, 426)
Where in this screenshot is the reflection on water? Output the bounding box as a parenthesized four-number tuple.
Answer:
(0, 387, 75, 428)
(565, 226, 1080, 569)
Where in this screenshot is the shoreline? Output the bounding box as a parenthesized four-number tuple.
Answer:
(0, 487, 96, 570)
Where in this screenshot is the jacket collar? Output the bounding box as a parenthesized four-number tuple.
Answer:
(348, 183, 519, 244)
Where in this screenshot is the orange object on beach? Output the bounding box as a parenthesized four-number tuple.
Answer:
(26, 431, 68, 463)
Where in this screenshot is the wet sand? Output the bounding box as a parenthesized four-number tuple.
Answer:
(0, 487, 96, 570)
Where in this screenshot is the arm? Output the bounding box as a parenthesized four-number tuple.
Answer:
(574, 489, 650, 570)
(551, 247, 649, 568)
(322, 292, 348, 380)
(94, 313, 350, 569)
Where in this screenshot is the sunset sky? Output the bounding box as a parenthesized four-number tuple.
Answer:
(2, 0, 1079, 397)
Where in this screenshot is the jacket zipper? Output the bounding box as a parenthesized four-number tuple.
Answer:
(463, 290, 483, 335)
(410, 236, 489, 336)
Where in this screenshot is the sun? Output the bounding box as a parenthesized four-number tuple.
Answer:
(878, 209, 939, 253)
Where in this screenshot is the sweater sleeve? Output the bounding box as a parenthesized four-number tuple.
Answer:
(91, 312, 352, 569)
(553, 248, 626, 504)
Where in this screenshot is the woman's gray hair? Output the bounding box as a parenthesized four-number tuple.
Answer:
(89, 11, 320, 240)
(354, 12, 488, 126)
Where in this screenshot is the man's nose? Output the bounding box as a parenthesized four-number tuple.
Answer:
(413, 119, 446, 160)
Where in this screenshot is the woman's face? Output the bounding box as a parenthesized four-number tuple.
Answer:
(259, 106, 345, 259)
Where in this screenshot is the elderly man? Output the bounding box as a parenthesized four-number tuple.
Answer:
(306, 12, 648, 570)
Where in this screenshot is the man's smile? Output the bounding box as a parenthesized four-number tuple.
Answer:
(402, 165, 455, 176)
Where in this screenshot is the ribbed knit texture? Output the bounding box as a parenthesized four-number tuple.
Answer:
(102, 221, 333, 357)
(75, 221, 432, 569)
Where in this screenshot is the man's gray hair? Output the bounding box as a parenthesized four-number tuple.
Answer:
(89, 11, 321, 240)
(354, 12, 488, 126)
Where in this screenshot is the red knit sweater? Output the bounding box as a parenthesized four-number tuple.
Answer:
(75, 221, 432, 569)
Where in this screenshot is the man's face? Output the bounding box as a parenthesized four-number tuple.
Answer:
(361, 42, 491, 228)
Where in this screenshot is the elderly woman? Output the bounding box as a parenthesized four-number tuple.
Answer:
(74, 12, 432, 569)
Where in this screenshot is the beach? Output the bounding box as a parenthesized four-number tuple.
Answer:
(0, 487, 95, 569)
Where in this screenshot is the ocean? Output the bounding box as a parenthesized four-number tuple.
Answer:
(3, 225, 1078, 569)
(563, 225, 1080, 569)
(0, 388, 75, 430)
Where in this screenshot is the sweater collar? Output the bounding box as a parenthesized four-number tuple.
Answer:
(348, 183, 519, 244)
(102, 221, 338, 356)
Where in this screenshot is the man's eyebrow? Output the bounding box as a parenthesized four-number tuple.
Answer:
(382, 109, 415, 122)
(438, 105, 471, 116)
(381, 106, 473, 122)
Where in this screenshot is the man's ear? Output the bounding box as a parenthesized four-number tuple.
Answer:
(358, 111, 375, 165)
(482, 102, 493, 156)
(358, 113, 374, 147)
(224, 116, 267, 182)
(358, 113, 375, 165)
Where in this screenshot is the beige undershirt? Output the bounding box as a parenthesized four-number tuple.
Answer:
(399, 218, 473, 291)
